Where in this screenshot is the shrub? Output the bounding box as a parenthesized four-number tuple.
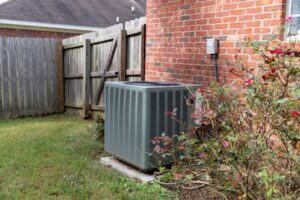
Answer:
(152, 23, 300, 199)
(94, 114, 105, 142)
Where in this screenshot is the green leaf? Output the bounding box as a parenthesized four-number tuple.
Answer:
(277, 98, 289, 104)
(185, 174, 194, 180)
(267, 188, 274, 198)
(293, 89, 300, 98)
(159, 167, 166, 173)
(273, 173, 284, 181)
(248, 89, 255, 94)
(178, 135, 186, 141)
(288, 101, 296, 107)
(259, 169, 269, 180)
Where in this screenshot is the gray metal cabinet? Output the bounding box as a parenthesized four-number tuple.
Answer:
(104, 81, 198, 172)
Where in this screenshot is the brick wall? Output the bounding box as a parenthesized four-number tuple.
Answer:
(146, 0, 286, 85)
(0, 28, 79, 39)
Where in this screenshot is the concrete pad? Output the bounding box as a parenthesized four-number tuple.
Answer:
(100, 157, 154, 183)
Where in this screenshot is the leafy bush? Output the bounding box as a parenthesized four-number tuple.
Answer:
(152, 22, 300, 199)
(93, 114, 105, 142)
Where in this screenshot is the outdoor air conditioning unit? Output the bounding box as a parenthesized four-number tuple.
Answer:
(104, 81, 198, 172)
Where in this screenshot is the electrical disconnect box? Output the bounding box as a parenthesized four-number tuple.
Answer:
(206, 38, 219, 54)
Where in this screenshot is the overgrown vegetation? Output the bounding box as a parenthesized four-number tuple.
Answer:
(94, 113, 105, 142)
(153, 22, 300, 199)
(0, 115, 171, 200)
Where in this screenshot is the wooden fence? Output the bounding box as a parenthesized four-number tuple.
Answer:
(0, 37, 60, 119)
(62, 18, 146, 117)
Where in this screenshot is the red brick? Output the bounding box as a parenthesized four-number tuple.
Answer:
(238, 15, 254, 21)
(223, 3, 238, 10)
(239, 1, 255, 8)
(145, 0, 286, 84)
(237, 28, 253, 34)
(231, 9, 246, 15)
(264, 5, 283, 12)
(230, 22, 245, 28)
(255, 13, 272, 19)
(215, 24, 228, 29)
(263, 20, 282, 26)
(209, 18, 222, 24)
(223, 16, 237, 23)
(245, 21, 261, 27)
(247, 7, 263, 14)
(255, 0, 274, 6)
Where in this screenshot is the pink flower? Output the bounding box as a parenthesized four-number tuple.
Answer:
(291, 111, 299, 118)
(199, 152, 208, 160)
(174, 172, 184, 180)
(165, 111, 174, 117)
(232, 173, 242, 186)
(269, 48, 283, 55)
(191, 112, 200, 118)
(289, 51, 295, 57)
(221, 140, 230, 149)
(153, 145, 163, 154)
(165, 108, 177, 118)
(244, 79, 253, 86)
(286, 16, 292, 23)
(178, 142, 185, 150)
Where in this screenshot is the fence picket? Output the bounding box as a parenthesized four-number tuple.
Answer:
(83, 39, 91, 118)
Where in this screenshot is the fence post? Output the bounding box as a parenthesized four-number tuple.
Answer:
(83, 39, 91, 119)
(119, 29, 127, 81)
(140, 24, 146, 81)
(56, 40, 64, 113)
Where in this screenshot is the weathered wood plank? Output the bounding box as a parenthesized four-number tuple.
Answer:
(126, 69, 142, 76)
(0, 38, 3, 119)
(64, 73, 83, 79)
(1, 38, 10, 118)
(141, 24, 146, 81)
(64, 103, 83, 109)
(63, 42, 84, 50)
(91, 34, 116, 45)
(50, 39, 57, 113)
(119, 30, 127, 81)
(63, 71, 119, 79)
(82, 39, 91, 118)
(56, 40, 64, 113)
(126, 28, 142, 36)
(10, 37, 19, 118)
(90, 104, 105, 111)
(91, 70, 118, 78)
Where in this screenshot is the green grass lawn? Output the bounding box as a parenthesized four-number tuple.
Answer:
(0, 115, 172, 200)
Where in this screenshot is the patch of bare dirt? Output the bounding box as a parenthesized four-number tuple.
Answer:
(179, 187, 236, 200)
